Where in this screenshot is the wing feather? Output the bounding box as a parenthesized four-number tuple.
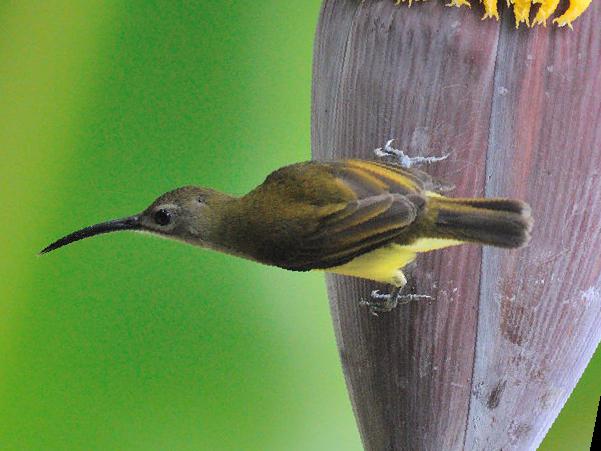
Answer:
(318, 194, 392, 235)
(274, 160, 427, 271)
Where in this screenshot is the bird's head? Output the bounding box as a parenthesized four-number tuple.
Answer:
(40, 186, 229, 254)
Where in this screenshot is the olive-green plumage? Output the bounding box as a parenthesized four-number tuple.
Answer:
(41, 159, 532, 288)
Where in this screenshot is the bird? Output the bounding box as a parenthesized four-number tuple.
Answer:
(41, 147, 532, 314)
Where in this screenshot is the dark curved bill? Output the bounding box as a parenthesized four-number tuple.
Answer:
(39, 216, 141, 255)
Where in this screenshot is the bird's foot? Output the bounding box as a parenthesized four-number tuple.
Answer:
(374, 139, 449, 168)
(360, 290, 397, 316)
(360, 289, 433, 316)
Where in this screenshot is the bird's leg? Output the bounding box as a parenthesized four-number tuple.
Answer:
(374, 139, 450, 168)
(360, 269, 433, 316)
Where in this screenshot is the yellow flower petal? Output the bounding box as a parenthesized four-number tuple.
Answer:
(513, 0, 532, 27)
(482, 0, 500, 20)
(553, 0, 593, 27)
(389, 0, 593, 28)
(532, 0, 561, 26)
(446, 0, 472, 7)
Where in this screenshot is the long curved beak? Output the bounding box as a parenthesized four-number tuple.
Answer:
(39, 216, 141, 255)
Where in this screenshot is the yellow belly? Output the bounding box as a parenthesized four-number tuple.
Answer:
(324, 238, 462, 285)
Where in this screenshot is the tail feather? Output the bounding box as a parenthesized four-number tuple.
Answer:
(429, 197, 533, 248)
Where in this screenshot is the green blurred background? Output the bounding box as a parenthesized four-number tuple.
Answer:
(0, 1, 598, 450)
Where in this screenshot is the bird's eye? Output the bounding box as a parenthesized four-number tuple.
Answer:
(153, 209, 172, 226)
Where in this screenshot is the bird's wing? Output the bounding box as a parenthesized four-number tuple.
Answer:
(270, 160, 427, 271)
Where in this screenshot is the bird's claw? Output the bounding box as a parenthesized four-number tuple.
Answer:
(374, 139, 450, 168)
(360, 289, 434, 315)
(396, 293, 434, 305)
